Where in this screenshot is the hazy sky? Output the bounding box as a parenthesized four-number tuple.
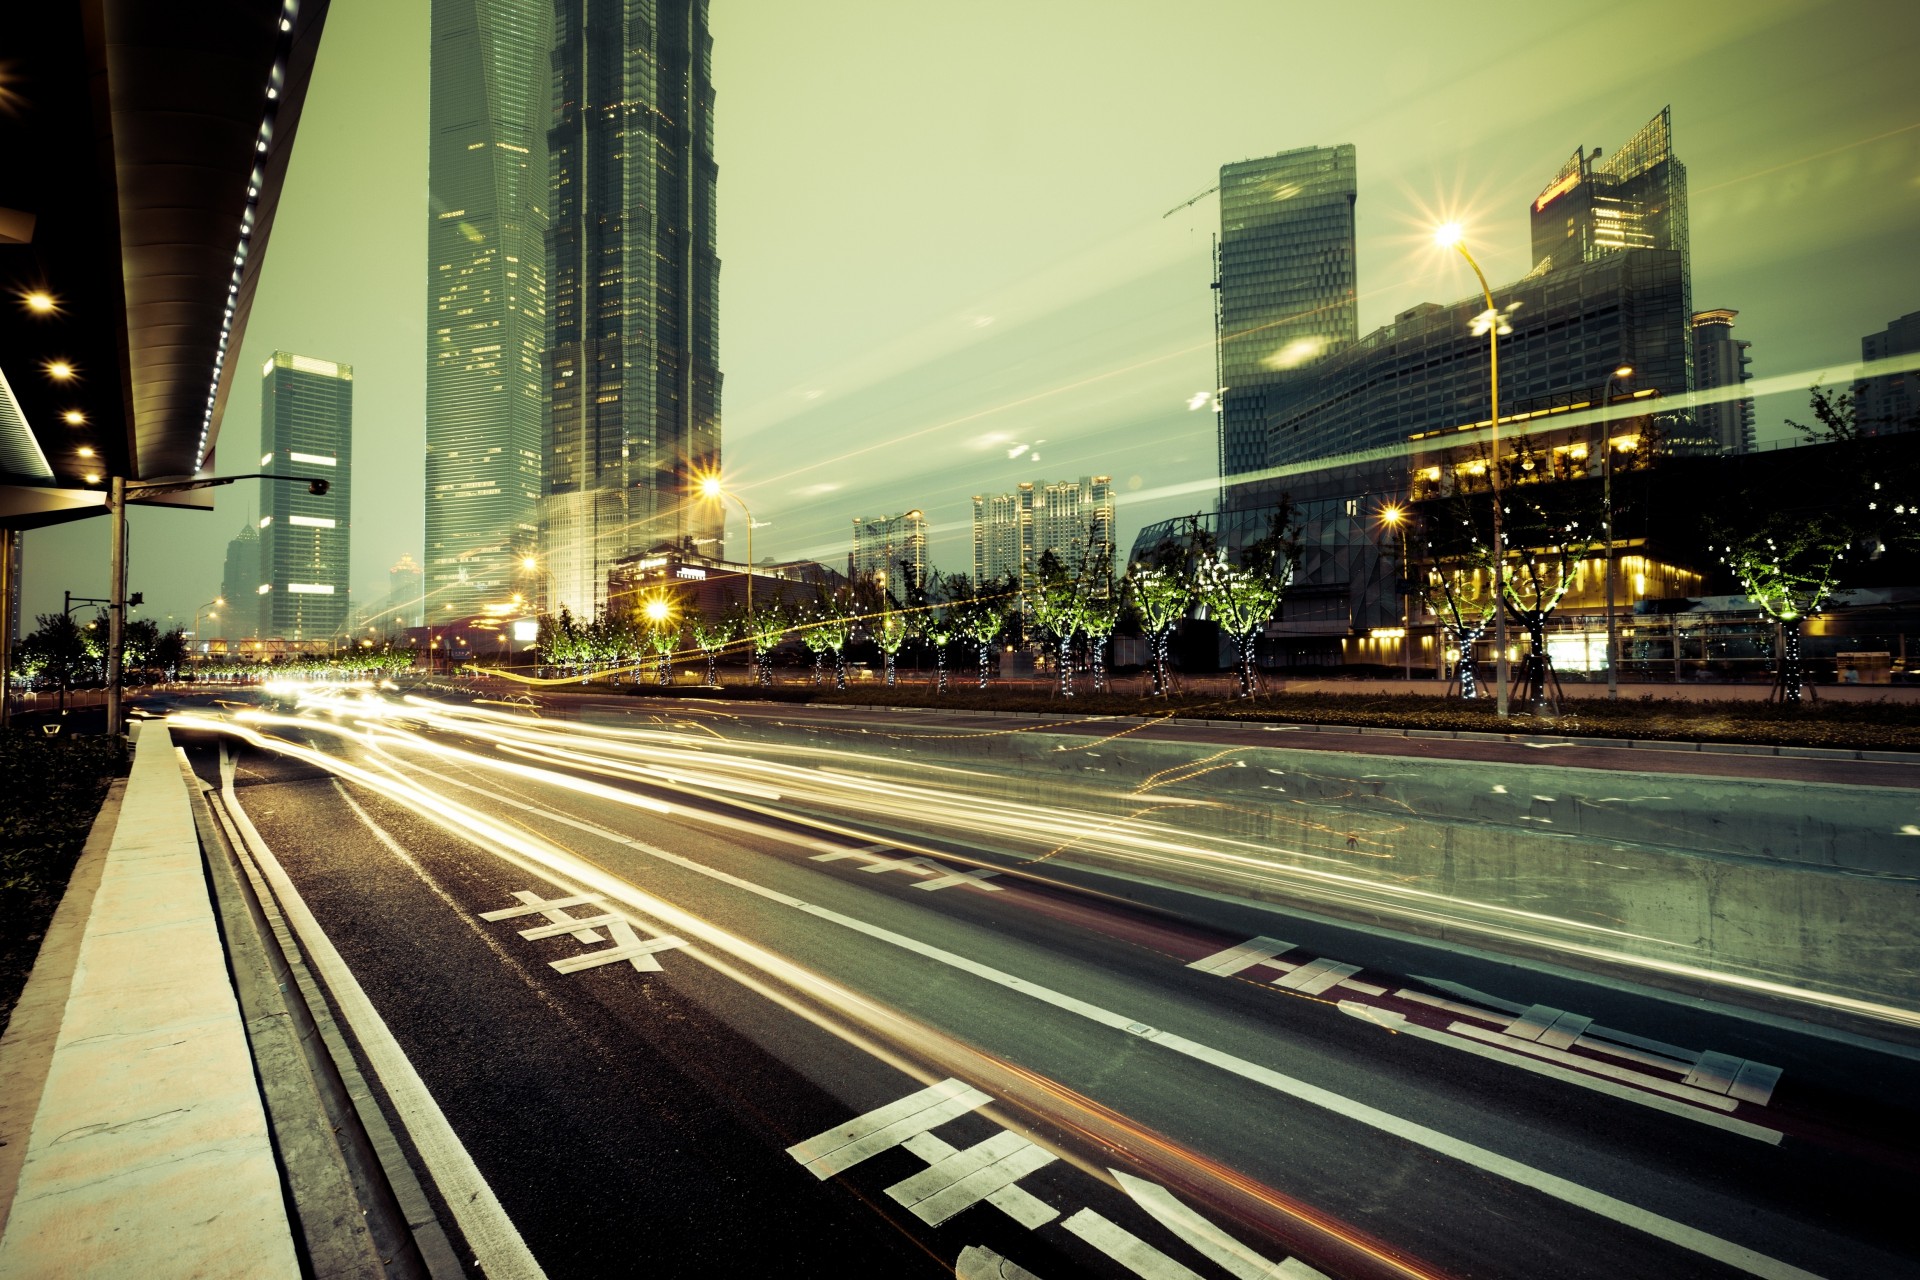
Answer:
(23, 0, 1920, 633)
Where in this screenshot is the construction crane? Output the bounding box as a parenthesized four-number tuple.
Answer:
(1162, 183, 1218, 218)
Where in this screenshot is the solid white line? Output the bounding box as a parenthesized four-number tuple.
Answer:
(316, 731, 1827, 1279)
(1447, 1022, 1748, 1115)
(1188, 936, 1294, 976)
(223, 779, 547, 1280)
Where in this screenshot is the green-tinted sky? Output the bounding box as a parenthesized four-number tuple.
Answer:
(24, 0, 1920, 632)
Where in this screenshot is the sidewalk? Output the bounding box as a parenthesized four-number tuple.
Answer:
(0, 722, 297, 1278)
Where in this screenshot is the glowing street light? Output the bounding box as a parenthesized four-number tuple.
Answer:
(1377, 504, 1412, 682)
(1435, 222, 1513, 717)
(642, 596, 674, 625)
(696, 474, 755, 616)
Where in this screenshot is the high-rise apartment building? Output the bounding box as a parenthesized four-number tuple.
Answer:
(972, 476, 1114, 596)
(544, 0, 722, 619)
(1217, 145, 1358, 481)
(259, 352, 352, 639)
(425, 0, 552, 617)
(851, 510, 927, 597)
(1692, 309, 1754, 454)
(1857, 310, 1920, 435)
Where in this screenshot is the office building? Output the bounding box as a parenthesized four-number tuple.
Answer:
(1857, 311, 1920, 435)
(425, 0, 552, 617)
(851, 510, 928, 597)
(544, 0, 723, 619)
(1692, 310, 1755, 454)
(1216, 145, 1359, 481)
(259, 352, 352, 639)
(218, 521, 264, 640)
(1529, 109, 1690, 286)
(972, 476, 1114, 596)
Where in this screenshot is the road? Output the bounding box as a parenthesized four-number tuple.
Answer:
(164, 683, 1920, 1279)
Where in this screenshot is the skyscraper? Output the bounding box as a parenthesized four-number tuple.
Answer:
(1692, 309, 1755, 454)
(851, 511, 927, 597)
(544, 0, 722, 619)
(259, 352, 352, 640)
(218, 521, 263, 640)
(1857, 311, 1920, 435)
(1216, 145, 1358, 484)
(425, 0, 552, 617)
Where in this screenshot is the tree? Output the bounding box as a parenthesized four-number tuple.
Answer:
(744, 602, 788, 688)
(690, 605, 741, 687)
(15, 613, 88, 705)
(1025, 550, 1087, 697)
(639, 595, 682, 686)
(1709, 387, 1919, 702)
(1192, 508, 1298, 697)
(1124, 527, 1196, 697)
(947, 573, 1011, 690)
(797, 585, 857, 690)
(914, 572, 958, 695)
(1491, 461, 1608, 713)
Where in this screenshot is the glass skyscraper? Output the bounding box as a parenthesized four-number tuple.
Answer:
(259, 352, 352, 640)
(544, 0, 723, 619)
(1216, 145, 1358, 483)
(1693, 309, 1755, 454)
(424, 0, 552, 617)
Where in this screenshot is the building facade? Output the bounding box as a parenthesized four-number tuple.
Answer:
(217, 521, 263, 641)
(1857, 310, 1920, 434)
(259, 352, 352, 640)
(851, 510, 927, 597)
(972, 475, 1114, 595)
(425, 0, 552, 617)
(1692, 309, 1755, 454)
(544, 0, 723, 620)
(1216, 145, 1358, 481)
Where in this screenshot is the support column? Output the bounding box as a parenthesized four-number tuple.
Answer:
(106, 477, 126, 736)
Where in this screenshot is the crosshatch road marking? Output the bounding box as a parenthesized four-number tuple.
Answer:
(810, 846, 1005, 892)
(480, 890, 687, 974)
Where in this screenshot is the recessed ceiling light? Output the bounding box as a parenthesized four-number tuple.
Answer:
(62, 409, 86, 425)
(46, 359, 75, 381)
(23, 291, 56, 314)
(83, 472, 100, 484)
(76, 446, 96, 458)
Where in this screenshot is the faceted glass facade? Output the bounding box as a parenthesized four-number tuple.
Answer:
(425, 0, 552, 617)
(260, 353, 353, 640)
(1217, 145, 1358, 480)
(851, 511, 928, 596)
(545, 0, 723, 619)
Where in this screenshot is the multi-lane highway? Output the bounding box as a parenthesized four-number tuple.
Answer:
(165, 682, 1920, 1279)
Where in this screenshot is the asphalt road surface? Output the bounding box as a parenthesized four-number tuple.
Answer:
(164, 684, 1920, 1280)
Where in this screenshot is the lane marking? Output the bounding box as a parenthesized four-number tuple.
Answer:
(1447, 1023, 1747, 1116)
(813, 845, 1006, 892)
(958, 1244, 1044, 1280)
(787, 1078, 990, 1178)
(547, 920, 687, 974)
(1112, 1170, 1325, 1280)
(1686, 1051, 1784, 1106)
(1061, 1208, 1207, 1280)
(480, 891, 686, 974)
(1273, 959, 1361, 996)
(901, 1132, 1057, 1229)
(304, 729, 1824, 1279)
(1187, 936, 1294, 976)
(886, 1130, 1058, 1227)
(480, 891, 608, 943)
(221, 777, 547, 1279)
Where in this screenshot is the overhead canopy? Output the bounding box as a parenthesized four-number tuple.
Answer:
(0, 0, 332, 530)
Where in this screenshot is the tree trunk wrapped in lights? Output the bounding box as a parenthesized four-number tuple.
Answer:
(1123, 562, 1190, 698)
(690, 607, 740, 687)
(1192, 508, 1298, 699)
(947, 572, 1011, 691)
(744, 604, 787, 688)
(1025, 551, 1086, 699)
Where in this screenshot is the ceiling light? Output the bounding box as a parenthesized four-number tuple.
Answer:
(46, 359, 75, 380)
(83, 472, 100, 484)
(76, 446, 95, 458)
(62, 409, 86, 425)
(22, 291, 56, 314)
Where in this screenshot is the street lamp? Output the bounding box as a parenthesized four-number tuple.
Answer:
(1601, 364, 1634, 699)
(697, 475, 756, 617)
(192, 597, 225, 663)
(1436, 223, 1514, 717)
(1379, 504, 1411, 681)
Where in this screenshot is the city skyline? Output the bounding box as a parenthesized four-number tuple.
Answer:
(16, 0, 1920, 630)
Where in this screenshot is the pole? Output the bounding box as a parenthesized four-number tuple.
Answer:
(1603, 391, 1619, 700)
(1401, 524, 1412, 682)
(106, 475, 127, 736)
(1452, 245, 1509, 717)
(0, 528, 13, 729)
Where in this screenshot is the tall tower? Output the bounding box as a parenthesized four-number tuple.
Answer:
(1216, 145, 1358, 489)
(1692, 309, 1754, 454)
(544, 0, 723, 619)
(425, 0, 553, 618)
(260, 353, 352, 640)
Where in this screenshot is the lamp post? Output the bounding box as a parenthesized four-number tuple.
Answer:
(698, 476, 755, 617)
(1379, 504, 1411, 681)
(1600, 365, 1634, 699)
(192, 597, 225, 664)
(1436, 224, 1513, 717)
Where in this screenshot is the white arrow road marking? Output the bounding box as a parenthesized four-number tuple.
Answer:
(1062, 1209, 1207, 1280)
(957, 1244, 1044, 1280)
(1111, 1170, 1325, 1280)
